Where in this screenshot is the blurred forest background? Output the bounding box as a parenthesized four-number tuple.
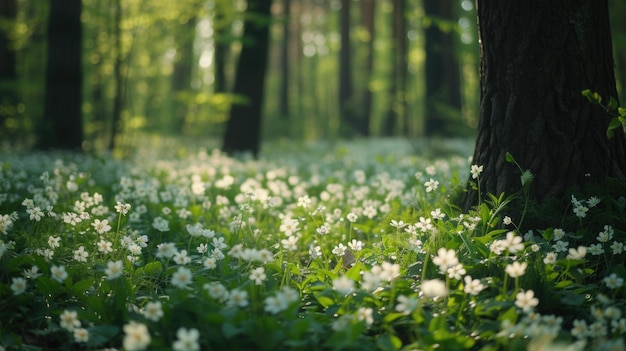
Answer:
(1, 0, 625, 155)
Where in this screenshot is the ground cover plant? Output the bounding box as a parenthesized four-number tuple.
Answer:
(1, 138, 625, 350)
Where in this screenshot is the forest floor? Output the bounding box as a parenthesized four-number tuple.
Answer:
(0, 137, 623, 350)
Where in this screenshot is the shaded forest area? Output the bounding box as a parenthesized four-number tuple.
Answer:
(1, 0, 625, 155)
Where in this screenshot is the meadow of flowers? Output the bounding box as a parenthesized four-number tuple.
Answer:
(0, 138, 625, 350)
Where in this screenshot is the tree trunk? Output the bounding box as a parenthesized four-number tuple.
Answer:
(39, 0, 83, 150)
(108, 0, 123, 151)
(0, 0, 18, 135)
(172, 16, 197, 133)
(423, 0, 462, 136)
(214, 1, 231, 94)
(359, 0, 375, 137)
(463, 0, 626, 212)
(278, 0, 290, 119)
(383, 0, 407, 136)
(221, 0, 272, 157)
(339, 0, 357, 135)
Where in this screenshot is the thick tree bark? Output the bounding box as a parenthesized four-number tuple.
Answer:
(423, 0, 462, 136)
(221, 0, 272, 157)
(39, 0, 83, 150)
(463, 0, 626, 211)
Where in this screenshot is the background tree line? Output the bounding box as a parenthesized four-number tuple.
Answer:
(2, 0, 495, 153)
(0, 0, 625, 168)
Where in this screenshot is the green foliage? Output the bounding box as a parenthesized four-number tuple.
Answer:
(581, 89, 626, 139)
(0, 139, 624, 350)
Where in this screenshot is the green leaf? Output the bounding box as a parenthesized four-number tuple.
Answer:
(204, 312, 226, 324)
(142, 261, 163, 275)
(607, 117, 623, 139)
(428, 314, 446, 332)
(345, 261, 363, 281)
(81, 295, 107, 319)
(287, 262, 301, 276)
(479, 203, 491, 224)
(499, 306, 519, 323)
(36, 276, 57, 295)
(554, 280, 574, 289)
(474, 229, 508, 244)
(566, 266, 586, 283)
(87, 325, 119, 348)
(608, 96, 618, 111)
(314, 293, 336, 308)
(376, 333, 403, 350)
(383, 312, 407, 323)
(475, 299, 513, 318)
(505, 152, 515, 163)
(581, 89, 604, 105)
(581, 89, 593, 101)
(222, 322, 243, 338)
(73, 278, 95, 294)
(471, 239, 490, 258)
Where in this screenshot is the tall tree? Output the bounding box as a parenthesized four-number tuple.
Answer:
(359, 0, 375, 136)
(338, 0, 355, 135)
(278, 0, 291, 119)
(463, 0, 626, 214)
(382, 0, 407, 136)
(423, 0, 462, 136)
(83, 0, 112, 148)
(172, 15, 197, 133)
(38, 0, 83, 150)
(222, 0, 273, 157)
(213, 0, 232, 94)
(0, 0, 18, 136)
(108, 0, 123, 151)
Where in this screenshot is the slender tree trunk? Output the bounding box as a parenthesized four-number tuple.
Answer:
(360, 0, 375, 136)
(39, 0, 83, 150)
(214, 1, 230, 93)
(279, 0, 290, 119)
(463, 0, 626, 212)
(423, 0, 462, 136)
(221, 0, 272, 157)
(383, 0, 407, 136)
(338, 0, 356, 135)
(82, 0, 110, 148)
(172, 16, 197, 133)
(396, 0, 408, 136)
(108, 0, 123, 151)
(0, 0, 18, 134)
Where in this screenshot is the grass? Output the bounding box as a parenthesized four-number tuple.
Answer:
(0, 138, 624, 350)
